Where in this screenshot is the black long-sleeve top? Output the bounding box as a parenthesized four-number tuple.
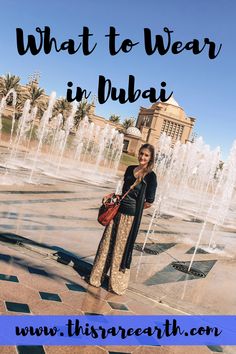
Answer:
(119, 165, 157, 215)
(119, 165, 158, 270)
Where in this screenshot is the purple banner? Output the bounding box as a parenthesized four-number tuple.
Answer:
(0, 315, 235, 346)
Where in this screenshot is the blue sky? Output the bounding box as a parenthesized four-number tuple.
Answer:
(0, 0, 235, 159)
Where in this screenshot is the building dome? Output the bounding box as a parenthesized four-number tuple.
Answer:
(165, 96, 180, 107)
(126, 126, 142, 138)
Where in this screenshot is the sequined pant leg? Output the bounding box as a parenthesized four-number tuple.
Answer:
(89, 215, 119, 287)
(109, 213, 134, 295)
(90, 213, 134, 294)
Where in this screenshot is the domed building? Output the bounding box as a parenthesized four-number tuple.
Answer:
(123, 96, 196, 155)
(88, 96, 196, 156)
(123, 126, 142, 153)
(126, 126, 142, 137)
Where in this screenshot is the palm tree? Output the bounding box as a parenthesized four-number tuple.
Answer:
(0, 73, 22, 109)
(26, 84, 45, 107)
(37, 100, 49, 120)
(14, 83, 46, 120)
(74, 99, 91, 129)
(14, 96, 27, 119)
(0, 73, 21, 98)
(53, 98, 72, 127)
(109, 114, 120, 124)
(122, 117, 135, 131)
(28, 84, 46, 118)
(0, 74, 28, 122)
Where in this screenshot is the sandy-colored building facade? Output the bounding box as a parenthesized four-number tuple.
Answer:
(122, 96, 196, 155)
(1, 76, 195, 157)
(89, 97, 196, 156)
(88, 103, 123, 131)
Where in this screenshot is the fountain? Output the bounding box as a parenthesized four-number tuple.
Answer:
(1, 89, 236, 251)
(0, 91, 124, 185)
(151, 133, 225, 223)
(1, 89, 236, 318)
(140, 132, 236, 278)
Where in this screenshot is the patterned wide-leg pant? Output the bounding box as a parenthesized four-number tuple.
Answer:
(89, 212, 134, 295)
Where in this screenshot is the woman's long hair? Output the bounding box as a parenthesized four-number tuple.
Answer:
(136, 143, 155, 181)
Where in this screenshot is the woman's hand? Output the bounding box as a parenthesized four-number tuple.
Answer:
(144, 202, 152, 209)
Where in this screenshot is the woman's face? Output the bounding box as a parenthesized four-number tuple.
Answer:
(138, 148, 151, 167)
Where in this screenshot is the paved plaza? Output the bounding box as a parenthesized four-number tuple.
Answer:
(0, 170, 235, 354)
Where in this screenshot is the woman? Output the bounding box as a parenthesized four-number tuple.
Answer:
(89, 143, 157, 295)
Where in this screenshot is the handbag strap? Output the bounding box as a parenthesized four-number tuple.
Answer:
(119, 178, 141, 202)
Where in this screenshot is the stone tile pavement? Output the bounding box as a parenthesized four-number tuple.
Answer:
(0, 179, 234, 353)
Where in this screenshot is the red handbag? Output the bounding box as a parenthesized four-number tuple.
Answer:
(97, 182, 137, 226)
